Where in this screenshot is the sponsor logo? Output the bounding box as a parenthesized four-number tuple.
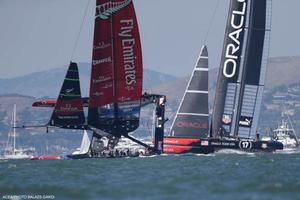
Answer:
(95, 0, 132, 20)
(201, 140, 209, 146)
(65, 88, 75, 93)
(239, 116, 252, 127)
(93, 92, 104, 97)
(239, 140, 252, 150)
(93, 42, 111, 50)
(93, 76, 112, 84)
(57, 104, 80, 112)
(222, 114, 232, 125)
(211, 141, 236, 147)
(119, 19, 138, 89)
(164, 139, 179, 144)
(223, 0, 247, 78)
(92, 57, 112, 66)
(176, 121, 208, 129)
(102, 83, 113, 89)
(125, 85, 134, 91)
(58, 116, 79, 119)
(118, 96, 131, 102)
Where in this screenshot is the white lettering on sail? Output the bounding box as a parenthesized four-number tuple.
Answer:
(119, 19, 137, 90)
(92, 57, 112, 66)
(223, 0, 247, 78)
(93, 42, 111, 50)
(92, 76, 112, 84)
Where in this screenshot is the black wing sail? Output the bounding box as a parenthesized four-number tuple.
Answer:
(235, 0, 271, 138)
(212, 0, 271, 138)
(170, 45, 209, 138)
(49, 62, 86, 129)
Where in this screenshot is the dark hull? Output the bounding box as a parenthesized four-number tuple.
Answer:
(203, 138, 283, 152)
(163, 137, 283, 154)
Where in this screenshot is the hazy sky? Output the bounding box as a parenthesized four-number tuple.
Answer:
(0, 0, 300, 79)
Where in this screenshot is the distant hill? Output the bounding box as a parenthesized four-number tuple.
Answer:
(0, 63, 177, 98)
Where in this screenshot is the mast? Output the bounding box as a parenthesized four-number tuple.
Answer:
(13, 104, 16, 155)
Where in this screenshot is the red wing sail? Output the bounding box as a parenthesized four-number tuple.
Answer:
(88, 0, 143, 136)
(49, 62, 86, 129)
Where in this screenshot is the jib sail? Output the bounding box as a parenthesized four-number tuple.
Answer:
(170, 46, 209, 138)
(88, 0, 143, 136)
(49, 62, 86, 129)
(212, 0, 272, 139)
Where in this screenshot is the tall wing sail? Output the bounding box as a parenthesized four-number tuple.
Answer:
(88, 0, 143, 136)
(170, 46, 209, 138)
(235, 0, 271, 138)
(49, 62, 86, 129)
(212, 0, 271, 139)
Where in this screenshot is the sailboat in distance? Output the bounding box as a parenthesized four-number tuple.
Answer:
(3, 104, 34, 160)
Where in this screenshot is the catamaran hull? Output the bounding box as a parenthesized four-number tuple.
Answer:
(30, 155, 63, 160)
(163, 137, 283, 154)
(204, 138, 283, 152)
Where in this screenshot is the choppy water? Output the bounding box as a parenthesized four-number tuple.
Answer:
(1, 151, 300, 200)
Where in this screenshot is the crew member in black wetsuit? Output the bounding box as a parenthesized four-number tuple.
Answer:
(256, 133, 260, 141)
(218, 127, 225, 138)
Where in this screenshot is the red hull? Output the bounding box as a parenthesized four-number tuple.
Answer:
(163, 145, 193, 154)
(30, 155, 61, 160)
(163, 137, 213, 154)
(32, 100, 57, 107)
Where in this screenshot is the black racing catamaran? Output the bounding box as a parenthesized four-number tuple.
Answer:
(164, 0, 283, 154)
(208, 0, 283, 151)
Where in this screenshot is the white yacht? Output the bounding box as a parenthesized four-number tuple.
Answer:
(272, 121, 299, 148)
(263, 120, 299, 148)
(2, 104, 34, 160)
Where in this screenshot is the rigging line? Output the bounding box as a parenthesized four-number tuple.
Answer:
(70, 0, 92, 61)
(203, 0, 221, 44)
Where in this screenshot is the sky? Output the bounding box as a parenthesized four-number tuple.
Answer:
(0, 0, 300, 79)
